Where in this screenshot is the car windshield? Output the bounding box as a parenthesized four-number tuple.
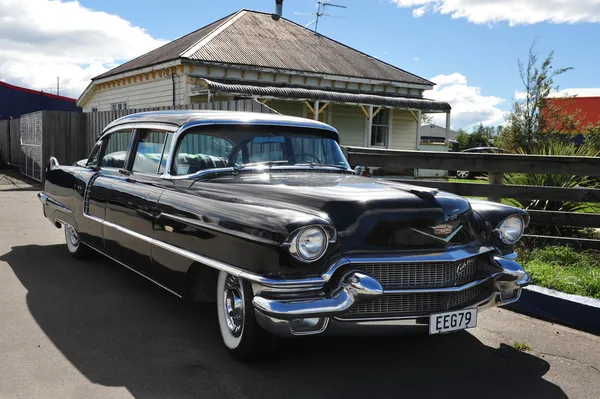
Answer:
(172, 126, 350, 176)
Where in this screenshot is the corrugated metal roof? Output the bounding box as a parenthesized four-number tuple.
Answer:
(94, 10, 432, 86)
(187, 12, 432, 85)
(93, 13, 236, 80)
(199, 78, 451, 111)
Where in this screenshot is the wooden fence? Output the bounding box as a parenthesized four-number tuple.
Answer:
(0, 118, 21, 167)
(86, 100, 276, 149)
(345, 146, 600, 250)
(0, 99, 276, 180)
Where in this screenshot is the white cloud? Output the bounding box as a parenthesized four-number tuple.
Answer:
(0, 0, 165, 98)
(412, 57, 420, 61)
(425, 73, 506, 129)
(514, 91, 527, 100)
(548, 88, 600, 97)
(391, 0, 600, 26)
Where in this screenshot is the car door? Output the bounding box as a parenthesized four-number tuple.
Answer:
(104, 128, 175, 280)
(77, 130, 135, 251)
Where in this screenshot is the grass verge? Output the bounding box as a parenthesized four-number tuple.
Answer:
(519, 245, 600, 299)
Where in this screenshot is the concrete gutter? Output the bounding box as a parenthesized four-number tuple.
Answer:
(507, 285, 600, 336)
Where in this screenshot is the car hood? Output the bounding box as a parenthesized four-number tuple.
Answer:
(182, 172, 479, 253)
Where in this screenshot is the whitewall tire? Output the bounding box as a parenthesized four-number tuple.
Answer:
(64, 225, 91, 259)
(216, 271, 272, 361)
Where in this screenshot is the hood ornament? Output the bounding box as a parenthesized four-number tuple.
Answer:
(410, 223, 463, 243)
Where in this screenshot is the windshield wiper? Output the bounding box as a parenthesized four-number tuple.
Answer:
(295, 163, 348, 170)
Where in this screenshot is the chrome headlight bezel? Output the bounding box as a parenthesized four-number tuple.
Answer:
(495, 214, 525, 245)
(286, 226, 336, 263)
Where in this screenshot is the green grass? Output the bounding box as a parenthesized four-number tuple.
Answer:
(511, 342, 532, 352)
(519, 246, 600, 299)
(449, 178, 488, 184)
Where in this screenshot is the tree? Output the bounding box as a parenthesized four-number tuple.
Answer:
(497, 40, 573, 152)
(454, 124, 502, 151)
(421, 113, 434, 125)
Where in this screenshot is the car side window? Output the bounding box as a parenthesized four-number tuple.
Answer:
(132, 130, 173, 174)
(100, 131, 133, 169)
(173, 133, 233, 175)
(87, 140, 102, 167)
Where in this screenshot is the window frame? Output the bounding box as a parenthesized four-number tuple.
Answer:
(370, 108, 390, 148)
(129, 129, 175, 176)
(97, 129, 135, 171)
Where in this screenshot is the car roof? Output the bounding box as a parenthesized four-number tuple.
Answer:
(103, 110, 338, 136)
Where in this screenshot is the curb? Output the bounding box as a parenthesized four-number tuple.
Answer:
(506, 285, 600, 336)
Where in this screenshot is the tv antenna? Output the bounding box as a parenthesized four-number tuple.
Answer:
(294, 1, 347, 33)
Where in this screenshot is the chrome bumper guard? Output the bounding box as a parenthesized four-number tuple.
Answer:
(252, 255, 531, 335)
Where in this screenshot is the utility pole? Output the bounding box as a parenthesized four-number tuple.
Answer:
(57, 77, 60, 96)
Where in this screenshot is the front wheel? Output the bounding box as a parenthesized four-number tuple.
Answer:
(216, 271, 274, 361)
(64, 225, 91, 259)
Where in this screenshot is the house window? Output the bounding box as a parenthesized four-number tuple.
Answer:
(91, 107, 98, 113)
(110, 102, 127, 111)
(370, 108, 389, 147)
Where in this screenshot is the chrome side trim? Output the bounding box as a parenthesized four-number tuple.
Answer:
(82, 214, 325, 290)
(83, 243, 183, 298)
(38, 192, 72, 213)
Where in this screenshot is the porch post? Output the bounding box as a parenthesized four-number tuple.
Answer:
(366, 105, 373, 146)
(314, 100, 320, 120)
(445, 112, 451, 142)
(416, 110, 422, 150)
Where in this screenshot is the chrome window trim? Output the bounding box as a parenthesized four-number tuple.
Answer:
(159, 121, 343, 180)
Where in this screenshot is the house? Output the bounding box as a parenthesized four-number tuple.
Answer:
(77, 2, 451, 151)
(0, 81, 80, 120)
(420, 123, 459, 141)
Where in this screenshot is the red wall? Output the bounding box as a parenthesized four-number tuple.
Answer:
(546, 97, 600, 128)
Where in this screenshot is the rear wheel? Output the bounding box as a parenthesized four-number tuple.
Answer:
(64, 225, 91, 259)
(216, 271, 274, 361)
(456, 170, 470, 179)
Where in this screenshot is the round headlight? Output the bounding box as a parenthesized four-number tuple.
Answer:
(290, 227, 328, 262)
(496, 215, 524, 244)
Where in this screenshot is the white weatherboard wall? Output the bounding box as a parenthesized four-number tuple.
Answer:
(83, 75, 187, 112)
(391, 110, 418, 150)
(330, 104, 366, 147)
(268, 100, 305, 118)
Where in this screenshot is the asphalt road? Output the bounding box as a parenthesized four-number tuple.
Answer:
(1, 170, 599, 399)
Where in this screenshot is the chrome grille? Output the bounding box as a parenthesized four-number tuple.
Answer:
(355, 256, 478, 290)
(339, 284, 484, 319)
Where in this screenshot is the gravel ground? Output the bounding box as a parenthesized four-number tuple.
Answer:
(1, 170, 599, 399)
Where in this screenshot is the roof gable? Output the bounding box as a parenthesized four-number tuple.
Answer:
(94, 10, 432, 86)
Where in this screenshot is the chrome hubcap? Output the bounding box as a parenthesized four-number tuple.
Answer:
(457, 171, 469, 178)
(223, 275, 244, 337)
(67, 226, 79, 246)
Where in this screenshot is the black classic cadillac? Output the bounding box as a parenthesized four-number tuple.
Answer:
(38, 111, 531, 360)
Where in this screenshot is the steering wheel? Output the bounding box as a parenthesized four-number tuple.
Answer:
(297, 153, 322, 164)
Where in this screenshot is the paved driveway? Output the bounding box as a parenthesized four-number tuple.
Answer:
(1, 170, 599, 399)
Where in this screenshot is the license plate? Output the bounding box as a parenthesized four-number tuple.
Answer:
(429, 308, 477, 334)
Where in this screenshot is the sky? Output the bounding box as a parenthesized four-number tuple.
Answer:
(1, 0, 600, 129)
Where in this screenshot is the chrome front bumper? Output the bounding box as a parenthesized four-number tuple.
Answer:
(252, 254, 530, 337)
